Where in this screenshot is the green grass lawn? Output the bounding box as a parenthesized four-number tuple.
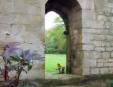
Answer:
(45, 54, 66, 74)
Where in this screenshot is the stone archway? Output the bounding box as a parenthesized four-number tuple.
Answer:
(0, 0, 113, 78)
(45, 0, 113, 76)
(45, 0, 83, 75)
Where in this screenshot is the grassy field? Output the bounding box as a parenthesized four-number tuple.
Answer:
(45, 54, 66, 73)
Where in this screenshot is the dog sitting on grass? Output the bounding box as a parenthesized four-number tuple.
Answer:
(57, 63, 65, 74)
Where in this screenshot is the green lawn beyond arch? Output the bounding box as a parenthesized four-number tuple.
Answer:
(45, 54, 66, 73)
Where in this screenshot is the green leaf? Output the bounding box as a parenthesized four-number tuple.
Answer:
(28, 65, 32, 71)
(23, 69, 27, 74)
(10, 56, 21, 62)
(24, 62, 29, 65)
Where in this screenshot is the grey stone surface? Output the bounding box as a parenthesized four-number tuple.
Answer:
(0, 0, 113, 76)
(0, 0, 45, 79)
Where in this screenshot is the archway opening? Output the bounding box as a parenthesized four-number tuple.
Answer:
(45, 11, 67, 75)
(46, 0, 83, 76)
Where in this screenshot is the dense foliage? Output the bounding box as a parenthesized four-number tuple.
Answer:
(45, 17, 66, 54)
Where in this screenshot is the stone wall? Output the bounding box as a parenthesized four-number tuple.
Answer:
(64, 0, 113, 75)
(67, 3, 83, 75)
(0, 0, 113, 77)
(46, 0, 113, 75)
(0, 0, 45, 79)
(80, 0, 113, 75)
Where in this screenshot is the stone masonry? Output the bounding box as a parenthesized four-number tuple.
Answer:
(0, 0, 113, 78)
(82, 0, 113, 75)
(0, 0, 45, 79)
(46, 0, 113, 75)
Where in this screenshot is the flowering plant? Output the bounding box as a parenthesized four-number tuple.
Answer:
(2, 42, 43, 87)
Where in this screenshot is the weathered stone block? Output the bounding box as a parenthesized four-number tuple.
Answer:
(101, 41, 111, 47)
(106, 47, 113, 51)
(97, 63, 104, 67)
(111, 52, 113, 58)
(91, 68, 99, 74)
(93, 41, 102, 47)
(82, 33, 94, 43)
(97, 15, 106, 21)
(108, 59, 113, 62)
(0, 13, 15, 24)
(83, 66, 90, 75)
(93, 35, 106, 41)
(95, 47, 105, 51)
(82, 10, 96, 20)
(102, 52, 110, 59)
(104, 62, 113, 67)
(81, 0, 95, 10)
(83, 45, 95, 51)
(84, 51, 102, 59)
(100, 68, 109, 74)
(83, 20, 104, 29)
(109, 68, 113, 73)
(89, 59, 97, 67)
(97, 59, 107, 63)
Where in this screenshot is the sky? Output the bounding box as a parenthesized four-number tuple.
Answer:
(45, 11, 59, 30)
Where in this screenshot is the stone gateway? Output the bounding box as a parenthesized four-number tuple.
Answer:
(0, 0, 113, 79)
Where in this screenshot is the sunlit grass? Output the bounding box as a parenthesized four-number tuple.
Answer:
(45, 54, 66, 73)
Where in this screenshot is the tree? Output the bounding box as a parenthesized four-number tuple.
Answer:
(45, 16, 66, 54)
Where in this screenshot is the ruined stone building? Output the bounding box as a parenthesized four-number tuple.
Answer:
(0, 0, 113, 79)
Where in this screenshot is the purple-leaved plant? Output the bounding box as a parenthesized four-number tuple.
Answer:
(21, 50, 43, 61)
(2, 42, 43, 87)
(3, 42, 43, 61)
(3, 42, 20, 62)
